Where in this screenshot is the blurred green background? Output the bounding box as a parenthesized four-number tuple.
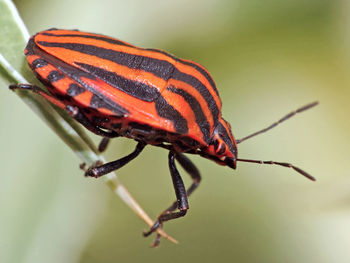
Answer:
(1, 0, 350, 262)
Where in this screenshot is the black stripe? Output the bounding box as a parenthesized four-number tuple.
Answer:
(147, 48, 220, 97)
(216, 122, 236, 155)
(90, 94, 128, 116)
(171, 70, 219, 126)
(47, 70, 65, 82)
(25, 38, 35, 55)
(178, 59, 219, 97)
(155, 96, 188, 134)
(167, 86, 210, 143)
(37, 41, 219, 123)
(41, 31, 219, 97)
(76, 62, 160, 102)
(37, 41, 174, 80)
(128, 122, 154, 134)
(67, 83, 85, 96)
(30, 43, 129, 116)
(41, 32, 134, 47)
(31, 58, 48, 69)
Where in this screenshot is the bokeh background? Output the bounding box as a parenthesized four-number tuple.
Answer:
(1, 0, 350, 262)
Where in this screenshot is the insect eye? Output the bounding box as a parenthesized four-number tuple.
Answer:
(216, 143, 226, 155)
(213, 139, 219, 151)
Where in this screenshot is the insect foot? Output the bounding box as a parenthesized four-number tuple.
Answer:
(84, 160, 104, 178)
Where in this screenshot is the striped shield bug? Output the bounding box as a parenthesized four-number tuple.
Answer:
(10, 28, 317, 247)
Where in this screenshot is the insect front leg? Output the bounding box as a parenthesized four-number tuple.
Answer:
(9, 84, 67, 109)
(85, 141, 146, 178)
(10, 84, 120, 138)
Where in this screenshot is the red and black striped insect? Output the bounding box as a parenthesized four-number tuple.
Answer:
(10, 28, 317, 247)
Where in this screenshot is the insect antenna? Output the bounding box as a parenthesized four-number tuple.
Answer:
(236, 101, 318, 181)
(236, 101, 319, 144)
(236, 158, 316, 181)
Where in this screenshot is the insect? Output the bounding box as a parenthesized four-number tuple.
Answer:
(10, 28, 317, 247)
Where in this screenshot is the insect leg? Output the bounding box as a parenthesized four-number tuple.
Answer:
(162, 153, 201, 213)
(143, 152, 190, 246)
(176, 153, 201, 197)
(9, 84, 67, 109)
(85, 141, 146, 178)
(10, 84, 120, 138)
(98, 137, 111, 152)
